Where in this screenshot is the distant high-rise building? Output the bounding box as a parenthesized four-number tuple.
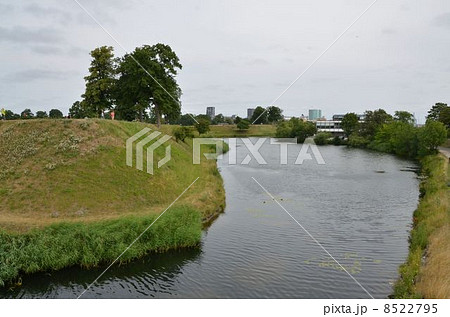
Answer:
(308, 109, 322, 121)
(206, 107, 215, 119)
(247, 108, 255, 119)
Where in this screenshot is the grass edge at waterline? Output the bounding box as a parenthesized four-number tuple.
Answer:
(0, 205, 202, 287)
(393, 154, 449, 298)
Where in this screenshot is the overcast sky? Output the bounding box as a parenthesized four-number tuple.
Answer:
(1, 0, 449, 122)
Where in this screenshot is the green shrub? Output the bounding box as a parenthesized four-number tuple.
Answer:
(314, 132, 332, 145)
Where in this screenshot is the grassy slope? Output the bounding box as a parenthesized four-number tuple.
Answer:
(393, 154, 450, 298)
(0, 119, 225, 285)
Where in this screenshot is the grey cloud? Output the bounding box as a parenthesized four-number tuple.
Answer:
(4, 69, 78, 83)
(0, 26, 64, 44)
(433, 12, 450, 28)
(23, 3, 73, 23)
(247, 58, 269, 66)
(381, 28, 397, 35)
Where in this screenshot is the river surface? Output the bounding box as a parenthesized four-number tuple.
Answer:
(1, 140, 420, 298)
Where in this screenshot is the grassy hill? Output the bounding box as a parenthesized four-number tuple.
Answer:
(0, 119, 225, 285)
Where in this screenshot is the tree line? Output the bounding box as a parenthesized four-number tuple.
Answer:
(315, 103, 449, 157)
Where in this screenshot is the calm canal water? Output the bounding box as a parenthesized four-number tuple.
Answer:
(1, 140, 420, 298)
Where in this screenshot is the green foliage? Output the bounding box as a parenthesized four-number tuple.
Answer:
(341, 112, 359, 137)
(3, 110, 20, 120)
(236, 119, 250, 130)
(35, 111, 48, 119)
(195, 118, 210, 134)
(212, 114, 225, 125)
(426, 102, 448, 121)
(0, 206, 202, 286)
(115, 44, 182, 125)
(394, 110, 415, 124)
(81, 46, 117, 118)
(276, 118, 316, 143)
(177, 114, 196, 126)
(20, 109, 34, 119)
(371, 121, 418, 158)
(418, 120, 447, 155)
(393, 156, 448, 298)
(348, 134, 369, 148)
(360, 109, 392, 140)
(173, 126, 194, 142)
(438, 106, 450, 128)
(234, 116, 242, 124)
(49, 109, 63, 119)
(331, 136, 343, 146)
(251, 106, 268, 124)
(314, 132, 332, 145)
(69, 101, 89, 119)
(267, 106, 283, 123)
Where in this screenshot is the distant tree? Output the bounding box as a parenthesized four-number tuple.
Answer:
(438, 106, 450, 128)
(394, 111, 415, 125)
(196, 114, 211, 123)
(251, 106, 268, 124)
(173, 126, 194, 142)
(35, 111, 48, 118)
(373, 121, 418, 158)
(360, 109, 392, 139)
(341, 113, 359, 137)
(237, 119, 250, 130)
(267, 106, 283, 123)
(115, 44, 182, 126)
(81, 46, 117, 118)
(178, 113, 197, 126)
(418, 120, 447, 155)
(4, 110, 19, 120)
(49, 109, 63, 119)
(21, 108, 34, 119)
(276, 117, 316, 143)
(314, 132, 332, 145)
(234, 116, 242, 124)
(195, 118, 210, 135)
(426, 102, 448, 121)
(69, 101, 89, 119)
(212, 113, 225, 125)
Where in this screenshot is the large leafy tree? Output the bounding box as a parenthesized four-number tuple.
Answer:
(276, 117, 316, 143)
(426, 102, 448, 121)
(69, 101, 89, 119)
(438, 106, 450, 128)
(81, 46, 116, 118)
(418, 120, 447, 155)
(49, 109, 64, 119)
(394, 110, 415, 124)
(115, 44, 182, 126)
(35, 111, 48, 118)
(341, 112, 359, 137)
(360, 109, 392, 139)
(251, 106, 268, 124)
(21, 108, 34, 119)
(267, 106, 283, 123)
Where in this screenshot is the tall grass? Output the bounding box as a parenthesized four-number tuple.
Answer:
(393, 154, 449, 298)
(0, 206, 201, 286)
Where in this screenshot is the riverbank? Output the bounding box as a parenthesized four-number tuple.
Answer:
(0, 119, 225, 286)
(193, 124, 277, 138)
(393, 154, 449, 298)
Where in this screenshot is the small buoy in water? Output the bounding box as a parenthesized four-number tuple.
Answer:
(375, 170, 385, 173)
